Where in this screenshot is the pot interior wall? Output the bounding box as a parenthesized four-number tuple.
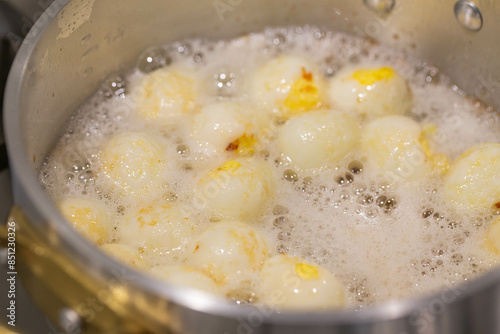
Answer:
(14, 0, 500, 168)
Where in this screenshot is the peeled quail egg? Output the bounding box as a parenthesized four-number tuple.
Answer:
(133, 66, 199, 121)
(258, 255, 346, 310)
(58, 197, 111, 244)
(278, 109, 359, 169)
(444, 143, 500, 212)
(100, 132, 165, 197)
(328, 65, 412, 119)
(250, 55, 325, 116)
(185, 221, 270, 284)
(118, 201, 193, 255)
(150, 265, 220, 294)
(360, 115, 434, 182)
(197, 159, 274, 220)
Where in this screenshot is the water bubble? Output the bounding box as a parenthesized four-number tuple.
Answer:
(448, 221, 461, 230)
(176, 43, 192, 55)
(273, 205, 289, 215)
(61, 150, 90, 172)
(303, 176, 313, 185)
(193, 52, 204, 63)
(177, 144, 190, 156)
(277, 244, 289, 254)
(425, 66, 440, 85)
(137, 46, 172, 73)
(101, 75, 127, 99)
(163, 192, 178, 202)
(358, 194, 374, 206)
(348, 160, 364, 174)
(278, 231, 292, 241)
(182, 163, 193, 171)
(117, 205, 125, 215)
(78, 169, 95, 183)
(491, 202, 500, 215)
(226, 280, 257, 305)
(422, 208, 434, 219)
(273, 216, 288, 228)
(284, 169, 299, 182)
(272, 33, 286, 46)
(376, 195, 398, 213)
(214, 71, 236, 96)
(314, 29, 326, 40)
(451, 253, 464, 264)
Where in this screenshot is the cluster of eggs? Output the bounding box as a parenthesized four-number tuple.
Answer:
(52, 33, 500, 311)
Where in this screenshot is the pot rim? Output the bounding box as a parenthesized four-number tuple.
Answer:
(4, 0, 500, 327)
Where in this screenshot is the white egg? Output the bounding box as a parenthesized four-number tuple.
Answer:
(328, 65, 412, 119)
(278, 109, 359, 169)
(360, 115, 433, 182)
(132, 66, 199, 121)
(197, 158, 275, 220)
(118, 201, 194, 256)
(486, 217, 500, 255)
(185, 221, 270, 284)
(99, 243, 145, 269)
(444, 143, 500, 212)
(190, 102, 254, 154)
(150, 265, 220, 294)
(249, 55, 325, 116)
(58, 197, 111, 244)
(258, 255, 346, 310)
(100, 132, 165, 197)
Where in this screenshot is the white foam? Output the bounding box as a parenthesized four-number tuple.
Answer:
(39, 26, 500, 309)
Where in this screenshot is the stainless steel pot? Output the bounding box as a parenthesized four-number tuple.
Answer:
(3, 0, 500, 333)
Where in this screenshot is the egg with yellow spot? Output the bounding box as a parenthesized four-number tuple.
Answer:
(99, 243, 145, 269)
(58, 197, 111, 244)
(258, 255, 346, 310)
(278, 109, 359, 169)
(444, 143, 500, 212)
(328, 65, 412, 119)
(100, 132, 165, 197)
(250, 55, 325, 116)
(150, 265, 220, 294)
(133, 66, 199, 121)
(191, 102, 255, 154)
(118, 201, 194, 256)
(360, 115, 434, 182)
(197, 158, 275, 220)
(185, 221, 270, 284)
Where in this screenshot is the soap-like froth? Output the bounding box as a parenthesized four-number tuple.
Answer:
(278, 109, 359, 170)
(38, 26, 500, 309)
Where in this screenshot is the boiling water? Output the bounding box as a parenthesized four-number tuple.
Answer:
(39, 26, 500, 309)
